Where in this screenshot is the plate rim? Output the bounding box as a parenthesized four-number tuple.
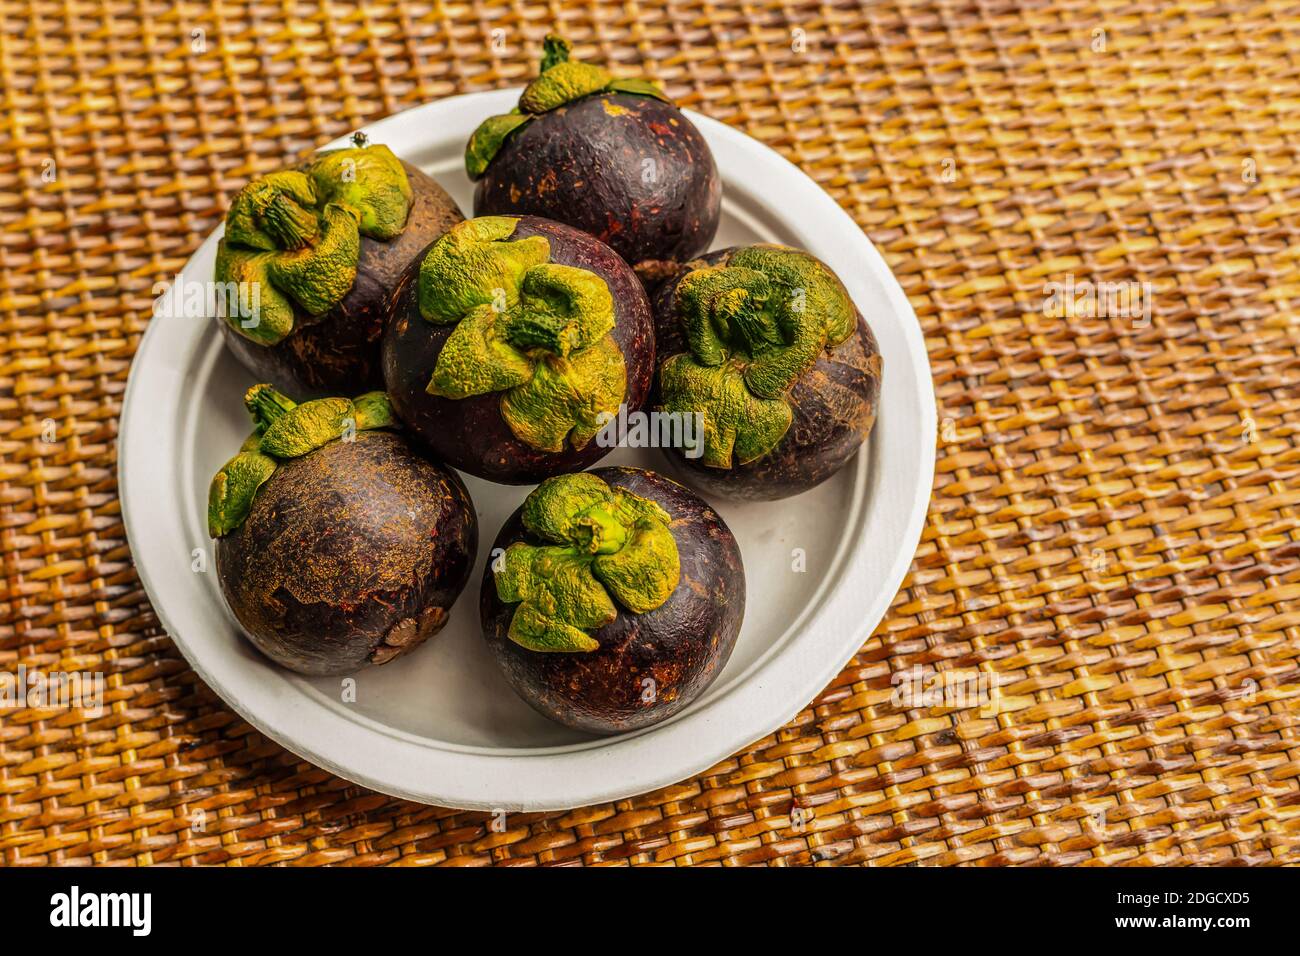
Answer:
(120, 89, 936, 810)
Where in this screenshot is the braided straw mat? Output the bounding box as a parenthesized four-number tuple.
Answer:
(2, 0, 1298, 867)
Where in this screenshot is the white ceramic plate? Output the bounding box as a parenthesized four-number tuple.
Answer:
(120, 90, 935, 811)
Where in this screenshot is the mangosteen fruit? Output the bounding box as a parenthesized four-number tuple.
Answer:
(208, 384, 477, 676)
(216, 133, 464, 395)
(466, 34, 721, 267)
(652, 244, 882, 500)
(480, 467, 745, 735)
(382, 215, 654, 484)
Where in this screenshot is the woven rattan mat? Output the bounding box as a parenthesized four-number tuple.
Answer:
(2, 1, 1298, 867)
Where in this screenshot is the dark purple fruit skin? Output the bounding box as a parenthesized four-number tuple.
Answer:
(220, 163, 464, 397)
(473, 93, 721, 266)
(382, 216, 655, 484)
(215, 430, 478, 676)
(652, 248, 883, 501)
(480, 466, 745, 735)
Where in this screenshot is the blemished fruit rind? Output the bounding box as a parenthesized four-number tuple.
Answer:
(493, 472, 681, 652)
(382, 216, 655, 484)
(216, 429, 478, 676)
(480, 466, 744, 735)
(207, 384, 394, 538)
(468, 35, 720, 265)
(652, 245, 883, 500)
(464, 35, 668, 179)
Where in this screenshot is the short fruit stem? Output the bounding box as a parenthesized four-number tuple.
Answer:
(253, 183, 320, 249)
(244, 383, 296, 428)
(575, 505, 628, 555)
(540, 34, 570, 71)
(503, 310, 579, 356)
(726, 297, 781, 356)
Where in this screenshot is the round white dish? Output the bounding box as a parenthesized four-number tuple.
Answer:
(119, 90, 935, 811)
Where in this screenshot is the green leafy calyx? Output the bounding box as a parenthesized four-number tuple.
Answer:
(215, 140, 413, 347)
(207, 384, 396, 537)
(418, 217, 626, 454)
(464, 33, 671, 179)
(494, 473, 681, 652)
(657, 245, 858, 468)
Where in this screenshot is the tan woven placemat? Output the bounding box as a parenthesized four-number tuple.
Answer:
(2, 0, 1298, 866)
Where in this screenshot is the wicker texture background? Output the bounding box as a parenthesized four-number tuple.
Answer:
(2, 0, 1298, 866)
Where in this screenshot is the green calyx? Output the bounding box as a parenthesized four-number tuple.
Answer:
(215, 134, 414, 347)
(464, 33, 671, 179)
(494, 473, 681, 652)
(207, 383, 397, 537)
(657, 245, 858, 469)
(418, 217, 626, 453)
